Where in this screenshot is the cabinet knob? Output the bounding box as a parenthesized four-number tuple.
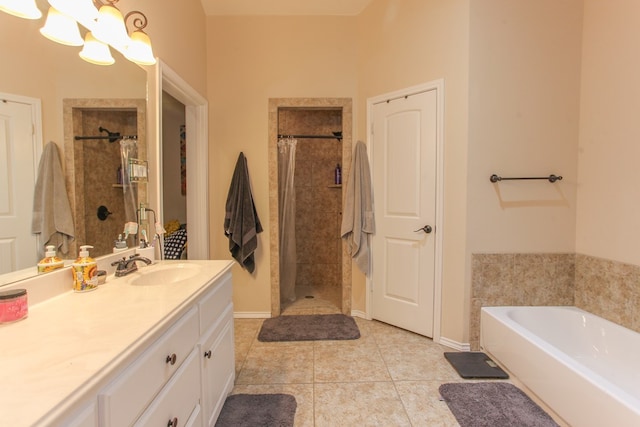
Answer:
(204, 350, 212, 359)
(167, 417, 178, 427)
(165, 353, 177, 365)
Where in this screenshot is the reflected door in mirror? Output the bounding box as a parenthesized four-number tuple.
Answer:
(0, 96, 39, 273)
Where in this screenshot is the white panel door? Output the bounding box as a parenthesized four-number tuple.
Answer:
(0, 96, 40, 274)
(371, 89, 438, 337)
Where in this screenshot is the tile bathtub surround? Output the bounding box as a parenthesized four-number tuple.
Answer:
(471, 252, 640, 350)
(470, 253, 575, 350)
(232, 298, 567, 427)
(575, 253, 640, 334)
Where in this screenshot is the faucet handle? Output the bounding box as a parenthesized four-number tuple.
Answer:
(111, 257, 126, 267)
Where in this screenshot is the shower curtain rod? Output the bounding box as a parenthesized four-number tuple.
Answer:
(278, 132, 342, 141)
(74, 134, 137, 141)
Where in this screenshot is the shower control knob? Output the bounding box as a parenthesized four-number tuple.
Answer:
(414, 225, 433, 234)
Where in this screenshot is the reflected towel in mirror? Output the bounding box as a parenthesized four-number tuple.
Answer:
(31, 141, 75, 257)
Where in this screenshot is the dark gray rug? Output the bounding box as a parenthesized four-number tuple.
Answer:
(439, 382, 559, 427)
(444, 352, 509, 379)
(258, 314, 361, 342)
(215, 393, 296, 427)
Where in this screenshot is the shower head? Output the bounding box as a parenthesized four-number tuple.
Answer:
(99, 126, 121, 143)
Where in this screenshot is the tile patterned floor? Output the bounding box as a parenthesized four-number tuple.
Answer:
(231, 296, 564, 426)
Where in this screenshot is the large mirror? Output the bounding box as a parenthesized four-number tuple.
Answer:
(0, 0, 148, 284)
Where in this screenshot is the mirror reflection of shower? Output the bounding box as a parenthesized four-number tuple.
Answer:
(277, 108, 343, 312)
(71, 109, 140, 257)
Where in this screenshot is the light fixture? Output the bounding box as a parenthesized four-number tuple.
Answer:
(40, 7, 84, 46)
(0, 0, 156, 66)
(0, 0, 42, 19)
(48, 0, 98, 23)
(79, 32, 115, 66)
(123, 12, 156, 66)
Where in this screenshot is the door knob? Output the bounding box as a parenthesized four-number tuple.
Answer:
(414, 225, 433, 234)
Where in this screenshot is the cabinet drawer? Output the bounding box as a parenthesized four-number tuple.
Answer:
(99, 307, 199, 426)
(134, 349, 202, 427)
(199, 272, 232, 333)
(202, 307, 235, 426)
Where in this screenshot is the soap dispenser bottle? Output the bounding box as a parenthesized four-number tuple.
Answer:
(113, 234, 128, 253)
(37, 245, 64, 274)
(334, 163, 342, 185)
(72, 245, 98, 292)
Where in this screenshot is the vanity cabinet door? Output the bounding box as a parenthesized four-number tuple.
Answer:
(99, 307, 199, 426)
(201, 306, 235, 427)
(134, 349, 202, 427)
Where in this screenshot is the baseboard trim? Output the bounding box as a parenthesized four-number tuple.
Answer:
(351, 310, 368, 319)
(439, 336, 471, 352)
(233, 311, 271, 319)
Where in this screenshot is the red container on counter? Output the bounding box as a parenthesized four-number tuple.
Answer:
(0, 289, 28, 323)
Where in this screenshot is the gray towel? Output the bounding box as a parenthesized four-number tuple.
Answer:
(341, 141, 375, 275)
(31, 141, 74, 256)
(224, 152, 262, 273)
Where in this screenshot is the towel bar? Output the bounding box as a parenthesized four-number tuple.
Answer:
(490, 174, 562, 183)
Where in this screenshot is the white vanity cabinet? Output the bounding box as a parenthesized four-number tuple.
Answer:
(96, 268, 234, 427)
(0, 260, 235, 427)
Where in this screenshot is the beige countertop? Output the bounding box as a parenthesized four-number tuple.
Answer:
(0, 259, 233, 426)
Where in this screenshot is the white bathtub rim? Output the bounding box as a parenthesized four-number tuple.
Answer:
(481, 305, 640, 417)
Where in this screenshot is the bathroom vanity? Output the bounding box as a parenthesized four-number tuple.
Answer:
(0, 259, 234, 427)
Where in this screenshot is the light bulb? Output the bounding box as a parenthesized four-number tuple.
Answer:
(0, 0, 42, 19)
(79, 32, 115, 66)
(40, 7, 83, 46)
(125, 29, 156, 65)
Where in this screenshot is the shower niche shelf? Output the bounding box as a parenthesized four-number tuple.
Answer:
(328, 184, 342, 188)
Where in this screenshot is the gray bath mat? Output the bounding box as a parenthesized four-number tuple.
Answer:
(439, 382, 559, 427)
(215, 393, 296, 427)
(444, 352, 509, 379)
(258, 314, 361, 342)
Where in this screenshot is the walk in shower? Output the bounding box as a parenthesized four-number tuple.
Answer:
(268, 98, 353, 316)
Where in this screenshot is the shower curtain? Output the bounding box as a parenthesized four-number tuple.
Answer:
(120, 137, 139, 225)
(278, 137, 297, 303)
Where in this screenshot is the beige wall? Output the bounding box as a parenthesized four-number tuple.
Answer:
(576, 0, 640, 265)
(467, 0, 582, 253)
(207, 16, 358, 314)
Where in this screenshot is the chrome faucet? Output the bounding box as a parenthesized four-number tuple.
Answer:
(111, 255, 152, 277)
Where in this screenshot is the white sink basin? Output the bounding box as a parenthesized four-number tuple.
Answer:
(129, 263, 202, 286)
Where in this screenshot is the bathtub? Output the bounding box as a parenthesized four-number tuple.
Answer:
(480, 306, 640, 427)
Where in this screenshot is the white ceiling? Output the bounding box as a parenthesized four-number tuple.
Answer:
(200, 0, 374, 16)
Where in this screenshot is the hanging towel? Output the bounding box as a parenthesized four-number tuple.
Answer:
(341, 140, 375, 275)
(224, 152, 263, 273)
(31, 141, 75, 257)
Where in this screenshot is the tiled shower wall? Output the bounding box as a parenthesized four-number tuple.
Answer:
(278, 109, 343, 308)
(470, 253, 640, 350)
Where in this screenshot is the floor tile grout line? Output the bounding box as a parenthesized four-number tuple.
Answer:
(372, 320, 415, 426)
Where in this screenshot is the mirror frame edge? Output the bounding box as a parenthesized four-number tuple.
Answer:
(150, 60, 210, 260)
